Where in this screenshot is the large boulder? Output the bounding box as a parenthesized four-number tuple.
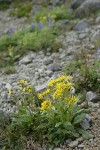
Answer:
(71, 0, 86, 9)
(73, 20, 90, 31)
(75, 0, 100, 18)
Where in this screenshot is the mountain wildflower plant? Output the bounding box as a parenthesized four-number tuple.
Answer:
(3, 76, 93, 148)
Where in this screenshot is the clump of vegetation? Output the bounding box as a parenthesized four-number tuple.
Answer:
(0, 22, 61, 68)
(0, 1, 10, 10)
(64, 47, 100, 93)
(34, 4, 73, 23)
(10, 3, 33, 18)
(0, 76, 93, 149)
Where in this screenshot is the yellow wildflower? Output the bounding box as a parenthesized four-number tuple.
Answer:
(66, 76, 71, 81)
(28, 85, 33, 93)
(22, 87, 26, 92)
(38, 93, 43, 99)
(17, 80, 27, 85)
(67, 96, 77, 106)
(8, 90, 13, 94)
(43, 16, 47, 21)
(38, 89, 50, 99)
(53, 82, 66, 99)
(40, 100, 52, 111)
(48, 75, 67, 87)
(66, 82, 73, 89)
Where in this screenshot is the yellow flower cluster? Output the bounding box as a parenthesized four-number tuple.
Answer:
(17, 80, 27, 85)
(38, 89, 50, 99)
(39, 75, 77, 110)
(8, 90, 13, 94)
(27, 85, 33, 93)
(39, 14, 56, 23)
(67, 96, 77, 106)
(21, 85, 33, 93)
(40, 100, 52, 111)
(40, 16, 47, 22)
(48, 75, 70, 87)
(53, 82, 67, 99)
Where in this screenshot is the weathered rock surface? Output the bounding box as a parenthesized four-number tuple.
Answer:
(73, 20, 90, 31)
(75, 0, 100, 18)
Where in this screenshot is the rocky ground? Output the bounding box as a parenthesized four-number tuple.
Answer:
(0, 0, 100, 149)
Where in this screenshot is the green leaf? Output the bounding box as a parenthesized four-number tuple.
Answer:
(55, 122, 62, 128)
(73, 113, 85, 125)
(63, 122, 74, 131)
(77, 128, 94, 139)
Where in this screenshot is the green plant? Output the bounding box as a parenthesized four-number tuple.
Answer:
(64, 56, 100, 92)
(10, 3, 32, 18)
(3, 65, 16, 74)
(2, 76, 93, 148)
(19, 26, 56, 50)
(51, 5, 73, 21)
(0, 2, 10, 10)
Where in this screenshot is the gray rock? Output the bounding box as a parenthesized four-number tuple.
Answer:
(49, 63, 61, 72)
(66, 138, 72, 144)
(91, 95, 100, 103)
(35, 82, 47, 93)
(43, 59, 53, 65)
(19, 56, 32, 65)
(45, 70, 53, 77)
(78, 144, 85, 148)
(91, 30, 100, 42)
(86, 91, 100, 103)
(5, 83, 12, 90)
(86, 91, 96, 102)
(75, 0, 100, 18)
(55, 19, 70, 26)
(73, 20, 89, 31)
(68, 140, 78, 148)
(96, 16, 100, 23)
(81, 114, 92, 130)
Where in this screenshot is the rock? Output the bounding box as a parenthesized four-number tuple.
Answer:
(71, 0, 86, 9)
(86, 91, 96, 102)
(19, 56, 32, 65)
(43, 59, 53, 65)
(78, 144, 85, 148)
(96, 16, 100, 23)
(5, 83, 12, 90)
(54, 148, 62, 150)
(68, 140, 78, 148)
(91, 95, 100, 103)
(86, 91, 100, 103)
(91, 30, 100, 42)
(73, 20, 90, 31)
(49, 63, 61, 72)
(45, 70, 53, 77)
(66, 138, 72, 144)
(75, 0, 100, 18)
(81, 114, 92, 130)
(35, 82, 47, 93)
(55, 19, 70, 26)
(97, 109, 100, 114)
